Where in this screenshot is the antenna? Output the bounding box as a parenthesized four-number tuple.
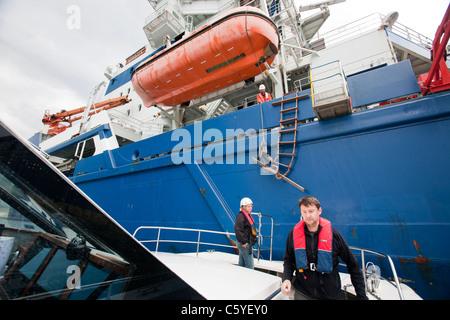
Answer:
(298, 0, 346, 13)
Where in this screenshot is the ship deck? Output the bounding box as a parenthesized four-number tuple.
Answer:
(152, 251, 285, 300)
(153, 250, 422, 300)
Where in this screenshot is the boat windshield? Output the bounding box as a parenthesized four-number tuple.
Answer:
(0, 160, 133, 300)
(0, 122, 202, 300)
(0, 162, 67, 237)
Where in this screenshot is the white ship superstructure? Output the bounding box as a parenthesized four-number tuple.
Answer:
(37, 0, 432, 173)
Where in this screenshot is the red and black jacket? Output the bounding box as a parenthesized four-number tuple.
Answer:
(283, 220, 368, 300)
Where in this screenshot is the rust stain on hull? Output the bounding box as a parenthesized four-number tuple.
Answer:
(412, 240, 430, 265)
(399, 240, 434, 287)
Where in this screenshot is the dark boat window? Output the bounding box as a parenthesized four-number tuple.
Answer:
(0, 122, 203, 300)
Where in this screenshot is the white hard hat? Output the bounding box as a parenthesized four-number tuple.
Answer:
(240, 197, 253, 207)
(259, 84, 266, 90)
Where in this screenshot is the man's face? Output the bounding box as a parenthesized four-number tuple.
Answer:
(300, 204, 322, 230)
(243, 204, 253, 213)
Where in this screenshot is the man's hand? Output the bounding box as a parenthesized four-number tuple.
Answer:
(281, 280, 291, 296)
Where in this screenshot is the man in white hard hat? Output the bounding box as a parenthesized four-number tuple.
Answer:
(257, 84, 272, 103)
(234, 197, 257, 269)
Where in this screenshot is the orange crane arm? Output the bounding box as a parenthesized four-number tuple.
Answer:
(42, 95, 131, 135)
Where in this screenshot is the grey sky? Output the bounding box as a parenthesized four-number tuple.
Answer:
(0, 0, 447, 139)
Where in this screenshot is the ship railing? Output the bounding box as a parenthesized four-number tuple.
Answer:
(144, 1, 185, 28)
(293, 76, 310, 92)
(133, 226, 237, 255)
(310, 60, 349, 104)
(109, 109, 145, 131)
(390, 20, 433, 48)
(132, 214, 274, 261)
(108, 109, 165, 136)
(346, 246, 405, 300)
(312, 13, 432, 50)
(252, 212, 274, 262)
(133, 227, 405, 299)
(309, 59, 352, 119)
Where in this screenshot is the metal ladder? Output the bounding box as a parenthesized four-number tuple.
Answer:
(274, 92, 310, 179)
(252, 93, 308, 192)
(276, 95, 299, 179)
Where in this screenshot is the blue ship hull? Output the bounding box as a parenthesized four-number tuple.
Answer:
(69, 65, 450, 299)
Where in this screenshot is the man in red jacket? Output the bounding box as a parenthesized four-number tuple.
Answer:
(257, 84, 272, 103)
(281, 196, 368, 300)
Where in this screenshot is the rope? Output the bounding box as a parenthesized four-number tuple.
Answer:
(244, 10, 271, 92)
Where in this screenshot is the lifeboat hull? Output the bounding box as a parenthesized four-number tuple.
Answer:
(132, 7, 280, 107)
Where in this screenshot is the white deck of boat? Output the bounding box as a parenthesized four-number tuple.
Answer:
(184, 251, 284, 274)
(339, 272, 422, 300)
(153, 250, 422, 300)
(152, 251, 287, 300)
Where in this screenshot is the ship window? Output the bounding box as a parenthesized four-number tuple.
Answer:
(50, 138, 95, 162)
(75, 138, 95, 160)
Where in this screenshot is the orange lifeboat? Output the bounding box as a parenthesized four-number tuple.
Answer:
(131, 6, 280, 107)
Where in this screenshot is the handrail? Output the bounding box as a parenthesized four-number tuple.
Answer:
(133, 226, 237, 255)
(348, 246, 405, 300)
(313, 13, 432, 50)
(134, 227, 405, 299)
(133, 215, 274, 261)
(252, 212, 274, 261)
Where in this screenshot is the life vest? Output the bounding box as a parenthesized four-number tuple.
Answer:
(241, 210, 257, 237)
(257, 92, 271, 103)
(293, 217, 333, 273)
